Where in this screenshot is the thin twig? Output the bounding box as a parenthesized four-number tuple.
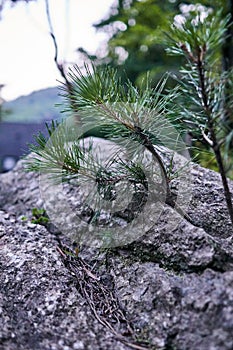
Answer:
(44, 0, 73, 94)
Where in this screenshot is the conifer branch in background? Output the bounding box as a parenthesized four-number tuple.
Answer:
(166, 10, 233, 226)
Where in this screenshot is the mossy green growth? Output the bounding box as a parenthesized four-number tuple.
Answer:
(31, 208, 49, 225)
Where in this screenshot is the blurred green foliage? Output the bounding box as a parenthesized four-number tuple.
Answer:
(95, 0, 232, 87)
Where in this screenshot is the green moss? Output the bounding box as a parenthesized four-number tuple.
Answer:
(31, 208, 49, 225)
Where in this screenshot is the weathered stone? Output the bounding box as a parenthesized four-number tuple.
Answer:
(0, 139, 233, 350)
(0, 214, 130, 350)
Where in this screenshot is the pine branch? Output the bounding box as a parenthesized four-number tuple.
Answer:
(196, 47, 233, 225)
(167, 9, 233, 226)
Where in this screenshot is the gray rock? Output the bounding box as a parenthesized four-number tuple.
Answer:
(0, 213, 131, 350)
(0, 140, 233, 350)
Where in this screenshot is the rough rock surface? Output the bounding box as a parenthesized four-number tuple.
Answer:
(0, 141, 233, 350)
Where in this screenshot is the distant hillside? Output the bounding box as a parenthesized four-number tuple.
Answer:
(2, 87, 67, 123)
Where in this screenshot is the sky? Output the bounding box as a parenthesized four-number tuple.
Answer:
(0, 0, 115, 101)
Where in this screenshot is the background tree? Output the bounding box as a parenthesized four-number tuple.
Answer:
(94, 0, 233, 86)
(94, 0, 180, 86)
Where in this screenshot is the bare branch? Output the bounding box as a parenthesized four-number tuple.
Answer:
(44, 0, 73, 93)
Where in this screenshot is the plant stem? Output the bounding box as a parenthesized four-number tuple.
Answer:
(135, 126, 195, 224)
(197, 47, 233, 226)
(134, 126, 170, 191)
(213, 143, 233, 225)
